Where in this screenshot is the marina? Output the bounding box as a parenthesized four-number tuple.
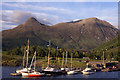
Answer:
(2, 66, 120, 79)
(2, 40, 120, 79)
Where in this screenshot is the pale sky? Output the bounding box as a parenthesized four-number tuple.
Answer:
(1, 1, 119, 30)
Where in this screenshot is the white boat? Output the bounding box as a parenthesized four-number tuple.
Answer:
(16, 68, 31, 73)
(16, 40, 31, 74)
(22, 51, 45, 77)
(67, 70, 77, 75)
(67, 53, 77, 75)
(42, 41, 63, 74)
(81, 63, 95, 75)
(43, 65, 63, 74)
(22, 72, 29, 76)
(81, 68, 94, 75)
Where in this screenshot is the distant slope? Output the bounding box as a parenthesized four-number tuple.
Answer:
(92, 33, 120, 61)
(94, 33, 120, 51)
(2, 17, 119, 50)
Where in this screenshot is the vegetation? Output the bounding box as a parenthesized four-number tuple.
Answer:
(2, 34, 120, 66)
(2, 46, 85, 66)
(89, 34, 120, 62)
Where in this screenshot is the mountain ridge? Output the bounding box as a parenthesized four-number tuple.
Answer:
(2, 17, 119, 50)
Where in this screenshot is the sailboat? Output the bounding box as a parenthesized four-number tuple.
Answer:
(16, 40, 31, 74)
(22, 51, 45, 77)
(67, 53, 77, 75)
(60, 52, 67, 74)
(42, 41, 62, 74)
(64, 51, 70, 72)
(81, 63, 95, 75)
(61, 52, 65, 71)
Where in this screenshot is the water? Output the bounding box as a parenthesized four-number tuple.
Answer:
(2, 66, 120, 79)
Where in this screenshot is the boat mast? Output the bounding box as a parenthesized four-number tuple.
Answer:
(29, 51, 36, 69)
(26, 39, 29, 68)
(23, 47, 26, 68)
(62, 52, 64, 68)
(65, 51, 68, 67)
(48, 40, 51, 67)
(57, 46, 60, 66)
(71, 53, 73, 70)
(34, 51, 36, 71)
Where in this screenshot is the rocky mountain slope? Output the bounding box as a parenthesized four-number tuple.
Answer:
(2, 17, 119, 50)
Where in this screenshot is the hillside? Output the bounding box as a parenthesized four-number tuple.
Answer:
(91, 33, 120, 61)
(2, 17, 119, 50)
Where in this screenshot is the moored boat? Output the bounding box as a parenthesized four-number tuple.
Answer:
(42, 66, 63, 74)
(22, 51, 45, 77)
(81, 68, 94, 75)
(28, 72, 45, 77)
(67, 53, 77, 75)
(16, 40, 32, 74)
(42, 40, 64, 75)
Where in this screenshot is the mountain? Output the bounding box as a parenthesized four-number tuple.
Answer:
(91, 33, 120, 61)
(2, 17, 119, 50)
(94, 33, 120, 51)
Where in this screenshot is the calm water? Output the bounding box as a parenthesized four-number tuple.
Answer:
(1, 66, 120, 79)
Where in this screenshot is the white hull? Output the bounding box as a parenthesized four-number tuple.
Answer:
(81, 68, 94, 75)
(82, 71, 94, 75)
(67, 71, 77, 75)
(16, 68, 31, 73)
(22, 73, 28, 76)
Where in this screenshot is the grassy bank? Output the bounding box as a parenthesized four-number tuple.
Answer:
(2, 53, 87, 67)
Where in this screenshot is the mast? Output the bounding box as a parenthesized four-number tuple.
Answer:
(57, 46, 60, 66)
(26, 39, 29, 68)
(48, 40, 51, 67)
(34, 51, 36, 71)
(23, 47, 26, 68)
(30, 51, 36, 69)
(57, 46, 58, 61)
(71, 53, 73, 70)
(65, 51, 68, 67)
(62, 52, 64, 68)
(103, 51, 105, 63)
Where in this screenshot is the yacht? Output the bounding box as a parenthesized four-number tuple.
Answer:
(16, 40, 32, 74)
(67, 53, 77, 75)
(22, 51, 45, 77)
(81, 63, 94, 75)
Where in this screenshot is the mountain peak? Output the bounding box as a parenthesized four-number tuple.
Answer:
(24, 17, 45, 26)
(24, 17, 37, 24)
(85, 17, 99, 21)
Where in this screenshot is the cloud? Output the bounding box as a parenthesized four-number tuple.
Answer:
(11, 11, 33, 24)
(1, 2, 118, 30)
(70, 6, 118, 28)
(2, 2, 73, 14)
(1, 10, 60, 30)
